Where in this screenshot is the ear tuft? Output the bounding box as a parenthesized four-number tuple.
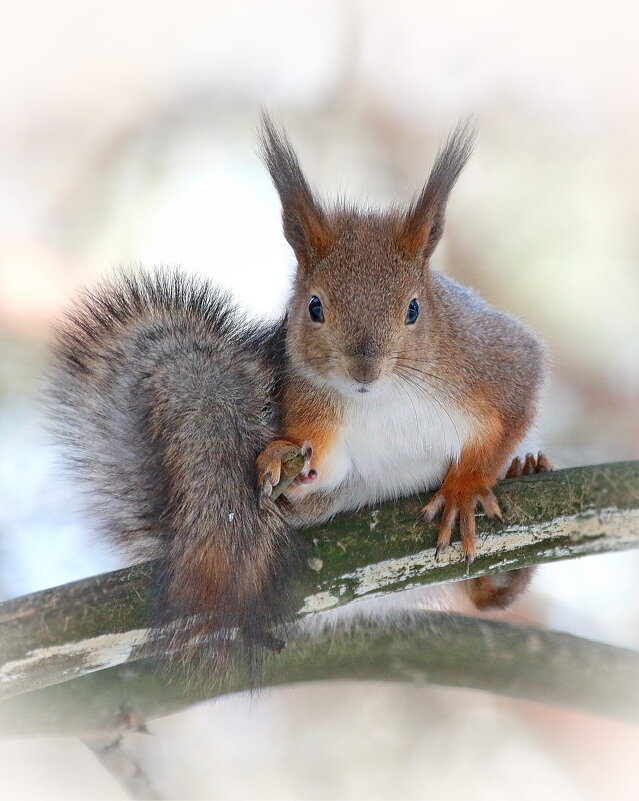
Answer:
(259, 111, 334, 268)
(399, 121, 476, 260)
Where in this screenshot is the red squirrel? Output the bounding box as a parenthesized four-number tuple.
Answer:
(256, 114, 550, 602)
(50, 114, 549, 678)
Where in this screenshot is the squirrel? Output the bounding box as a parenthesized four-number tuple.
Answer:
(49, 113, 550, 680)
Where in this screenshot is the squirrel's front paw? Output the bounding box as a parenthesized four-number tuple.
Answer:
(418, 485, 502, 567)
(256, 440, 313, 498)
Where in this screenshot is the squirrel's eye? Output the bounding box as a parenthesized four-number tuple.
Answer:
(405, 298, 419, 325)
(308, 295, 324, 323)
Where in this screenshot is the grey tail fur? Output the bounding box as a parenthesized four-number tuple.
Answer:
(48, 268, 301, 684)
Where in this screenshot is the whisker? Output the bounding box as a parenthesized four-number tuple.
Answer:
(396, 370, 464, 454)
(394, 363, 457, 398)
(389, 374, 422, 439)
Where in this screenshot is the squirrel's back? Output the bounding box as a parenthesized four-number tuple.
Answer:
(49, 270, 297, 678)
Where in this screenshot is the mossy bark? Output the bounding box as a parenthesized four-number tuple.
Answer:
(1, 461, 638, 703)
(2, 612, 639, 738)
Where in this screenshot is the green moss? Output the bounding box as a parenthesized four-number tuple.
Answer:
(1, 462, 638, 690)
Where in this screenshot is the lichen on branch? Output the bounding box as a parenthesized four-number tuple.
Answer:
(0, 461, 638, 709)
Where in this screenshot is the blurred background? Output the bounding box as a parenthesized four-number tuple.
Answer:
(1, 0, 639, 798)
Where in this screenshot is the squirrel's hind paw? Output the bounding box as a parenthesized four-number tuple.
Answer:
(505, 451, 553, 478)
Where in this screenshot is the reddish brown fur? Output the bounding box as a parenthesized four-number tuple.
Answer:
(285, 189, 335, 266)
(463, 449, 553, 608)
(398, 122, 474, 259)
(168, 539, 229, 612)
(466, 568, 534, 610)
(258, 114, 546, 611)
(256, 379, 341, 490)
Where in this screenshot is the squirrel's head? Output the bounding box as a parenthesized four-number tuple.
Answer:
(260, 113, 474, 399)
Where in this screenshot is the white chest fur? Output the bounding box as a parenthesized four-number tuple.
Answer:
(300, 383, 471, 512)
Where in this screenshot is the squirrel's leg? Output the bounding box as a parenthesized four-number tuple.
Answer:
(419, 447, 553, 563)
(465, 451, 553, 609)
(256, 382, 341, 496)
(418, 440, 506, 565)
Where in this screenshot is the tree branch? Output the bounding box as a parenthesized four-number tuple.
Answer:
(1, 461, 638, 703)
(2, 612, 639, 738)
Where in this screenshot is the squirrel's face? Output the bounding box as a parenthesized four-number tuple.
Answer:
(286, 216, 431, 398)
(260, 112, 474, 397)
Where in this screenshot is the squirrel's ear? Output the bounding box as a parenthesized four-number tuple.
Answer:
(260, 112, 334, 269)
(398, 122, 475, 261)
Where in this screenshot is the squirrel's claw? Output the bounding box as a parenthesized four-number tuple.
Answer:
(505, 456, 523, 479)
(261, 472, 274, 497)
(419, 490, 490, 565)
(505, 451, 553, 479)
(536, 452, 553, 472)
(417, 491, 445, 523)
(479, 489, 502, 521)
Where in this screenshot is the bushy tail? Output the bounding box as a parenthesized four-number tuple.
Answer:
(465, 568, 534, 610)
(49, 269, 300, 683)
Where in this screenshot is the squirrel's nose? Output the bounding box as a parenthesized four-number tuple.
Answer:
(347, 340, 383, 385)
(349, 362, 382, 385)
(354, 340, 381, 359)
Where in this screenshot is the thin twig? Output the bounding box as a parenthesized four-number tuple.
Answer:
(82, 734, 161, 800)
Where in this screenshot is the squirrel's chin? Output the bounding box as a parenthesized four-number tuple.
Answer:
(300, 366, 387, 400)
(329, 377, 386, 401)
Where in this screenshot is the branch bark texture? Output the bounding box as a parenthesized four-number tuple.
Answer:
(2, 612, 639, 738)
(0, 461, 638, 704)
